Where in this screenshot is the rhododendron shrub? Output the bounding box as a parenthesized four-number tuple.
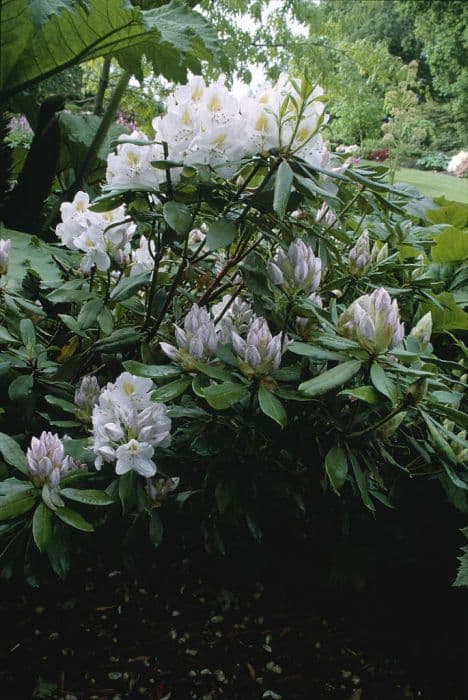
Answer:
(0, 75, 466, 584)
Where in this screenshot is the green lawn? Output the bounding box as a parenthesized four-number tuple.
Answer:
(394, 167, 468, 204)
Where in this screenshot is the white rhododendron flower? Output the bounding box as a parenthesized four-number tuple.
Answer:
(338, 288, 404, 355)
(160, 303, 218, 368)
(130, 235, 156, 276)
(27, 431, 84, 489)
(267, 239, 322, 296)
(105, 130, 165, 192)
(115, 440, 156, 477)
(100, 74, 331, 191)
(0, 238, 11, 275)
(212, 294, 255, 343)
(74, 226, 111, 273)
(55, 191, 136, 273)
(188, 228, 206, 246)
(232, 317, 287, 377)
(92, 372, 171, 477)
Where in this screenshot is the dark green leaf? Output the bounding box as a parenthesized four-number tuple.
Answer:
(163, 201, 192, 236)
(273, 160, 294, 219)
(1, 0, 219, 100)
(149, 511, 164, 547)
(0, 490, 37, 521)
(77, 298, 103, 329)
(294, 173, 340, 203)
(152, 376, 191, 402)
(20, 318, 36, 353)
(288, 342, 344, 362)
(324, 444, 348, 494)
(47, 525, 70, 578)
(93, 328, 140, 352)
(339, 386, 380, 404)
(32, 503, 52, 552)
(206, 218, 237, 250)
(45, 394, 76, 415)
(97, 306, 114, 335)
(8, 374, 33, 401)
(110, 272, 151, 302)
(55, 506, 94, 532)
(203, 382, 249, 409)
(193, 362, 233, 382)
(60, 488, 116, 506)
(299, 360, 362, 396)
(258, 386, 287, 428)
(123, 360, 181, 379)
(215, 481, 233, 514)
(118, 471, 137, 513)
(370, 363, 398, 405)
(0, 326, 16, 344)
(0, 433, 28, 474)
(348, 451, 375, 511)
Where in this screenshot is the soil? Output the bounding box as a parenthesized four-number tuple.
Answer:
(0, 539, 467, 700)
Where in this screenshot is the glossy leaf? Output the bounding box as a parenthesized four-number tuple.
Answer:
(324, 444, 348, 494)
(206, 218, 237, 250)
(32, 503, 52, 552)
(273, 160, 294, 219)
(258, 386, 287, 428)
(55, 506, 94, 532)
(0, 433, 28, 474)
(203, 382, 249, 410)
(163, 201, 192, 236)
(299, 360, 362, 396)
(60, 488, 116, 506)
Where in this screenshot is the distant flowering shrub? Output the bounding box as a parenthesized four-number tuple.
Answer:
(447, 150, 468, 178)
(6, 114, 33, 148)
(335, 144, 359, 155)
(0, 73, 466, 585)
(370, 147, 389, 161)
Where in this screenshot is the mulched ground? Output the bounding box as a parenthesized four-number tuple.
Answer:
(0, 541, 467, 700)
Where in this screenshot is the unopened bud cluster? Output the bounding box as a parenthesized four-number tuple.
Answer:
(338, 288, 404, 355)
(409, 312, 432, 350)
(232, 317, 286, 377)
(160, 303, 218, 369)
(443, 420, 468, 463)
(212, 295, 255, 343)
(75, 375, 100, 422)
(27, 432, 84, 489)
(296, 292, 323, 339)
(348, 231, 388, 277)
(267, 239, 321, 296)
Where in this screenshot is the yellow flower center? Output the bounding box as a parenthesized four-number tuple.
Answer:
(191, 84, 204, 102)
(212, 133, 227, 146)
(255, 114, 269, 132)
(207, 94, 222, 112)
(181, 109, 192, 126)
(126, 151, 140, 168)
